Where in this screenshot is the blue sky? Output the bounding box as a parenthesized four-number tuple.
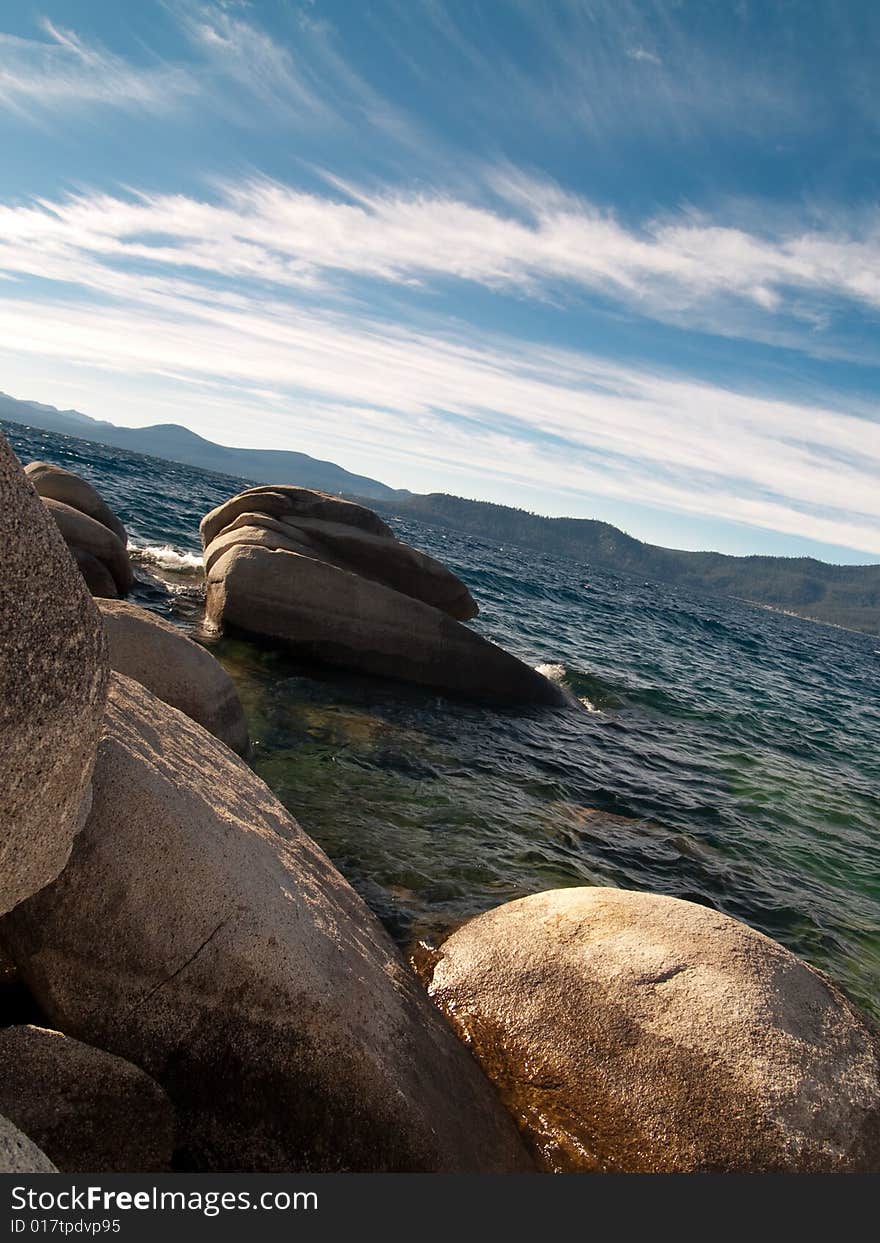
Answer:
(1, 1, 879, 562)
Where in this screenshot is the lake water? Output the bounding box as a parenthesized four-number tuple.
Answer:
(6, 418, 879, 1021)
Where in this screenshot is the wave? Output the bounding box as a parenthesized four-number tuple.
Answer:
(129, 542, 203, 574)
(535, 661, 600, 713)
(535, 661, 566, 682)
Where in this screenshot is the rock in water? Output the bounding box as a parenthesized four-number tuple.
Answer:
(427, 887, 880, 1173)
(0, 1025, 175, 1172)
(73, 547, 120, 599)
(201, 486, 477, 619)
(200, 486, 393, 546)
(25, 461, 127, 544)
(206, 543, 564, 705)
(0, 434, 108, 914)
(200, 486, 563, 706)
(0, 674, 533, 1173)
(97, 599, 249, 756)
(25, 461, 132, 598)
(42, 499, 132, 598)
(0, 1114, 57, 1173)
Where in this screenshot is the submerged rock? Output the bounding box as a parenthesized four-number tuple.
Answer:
(0, 1025, 175, 1173)
(0, 1114, 57, 1173)
(26, 461, 132, 598)
(427, 886, 880, 1173)
(97, 599, 249, 755)
(0, 674, 533, 1173)
(0, 434, 108, 914)
(201, 486, 563, 706)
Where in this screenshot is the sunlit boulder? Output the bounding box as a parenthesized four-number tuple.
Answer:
(427, 886, 880, 1172)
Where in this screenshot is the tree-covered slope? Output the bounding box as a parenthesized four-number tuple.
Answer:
(377, 493, 880, 635)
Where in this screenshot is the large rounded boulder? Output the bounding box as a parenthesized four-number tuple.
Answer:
(200, 486, 394, 547)
(97, 600, 249, 755)
(0, 434, 108, 914)
(200, 484, 566, 710)
(26, 461, 131, 598)
(0, 674, 532, 1173)
(0, 1025, 175, 1172)
(200, 486, 566, 707)
(427, 887, 880, 1173)
(205, 542, 564, 705)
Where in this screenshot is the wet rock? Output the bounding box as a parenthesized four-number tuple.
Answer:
(427, 886, 880, 1172)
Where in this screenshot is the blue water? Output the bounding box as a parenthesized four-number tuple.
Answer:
(6, 419, 879, 1021)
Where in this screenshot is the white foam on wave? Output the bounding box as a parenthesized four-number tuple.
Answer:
(129, 542, 203, 573)
(536, 661, 601, 713)
(535, 662, 566, 682)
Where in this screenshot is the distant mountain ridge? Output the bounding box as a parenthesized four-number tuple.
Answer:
(4, 389, 878, 636)
(371, 493, 880, 635)
(0, 391, 406, 502)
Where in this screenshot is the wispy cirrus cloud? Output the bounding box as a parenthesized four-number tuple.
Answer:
(0, 19, 196, 117)
(0, 285, 876, 555)
(1, 3, 878, 559)
(0, 4, 415, 141)
(0, 176, 877, 555)
(1, 176, 878, 333)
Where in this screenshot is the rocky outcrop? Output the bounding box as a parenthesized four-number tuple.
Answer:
(427, 887, 880, 1173)
(200, 486, 393, 547)
(0, 434, 108, 914)
(201, 486, 477, 619)
(201, 487, 563, 706)
(97, 600, 248, 755)
(206, 543, 564, 705)
(26, 461, 131, 598)
(0, 1025, 175, 1172)
(0, 674, 533, 1173)
(0, 1114, 57, 1173)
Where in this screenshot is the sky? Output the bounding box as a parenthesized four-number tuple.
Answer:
(1, 1, 879, 563)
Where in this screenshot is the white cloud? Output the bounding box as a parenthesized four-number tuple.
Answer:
(0, 229, 877, 555)
(0, 20, 196, 117)
(626, 47, 662, 66)
(1, 177, 879, 335)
